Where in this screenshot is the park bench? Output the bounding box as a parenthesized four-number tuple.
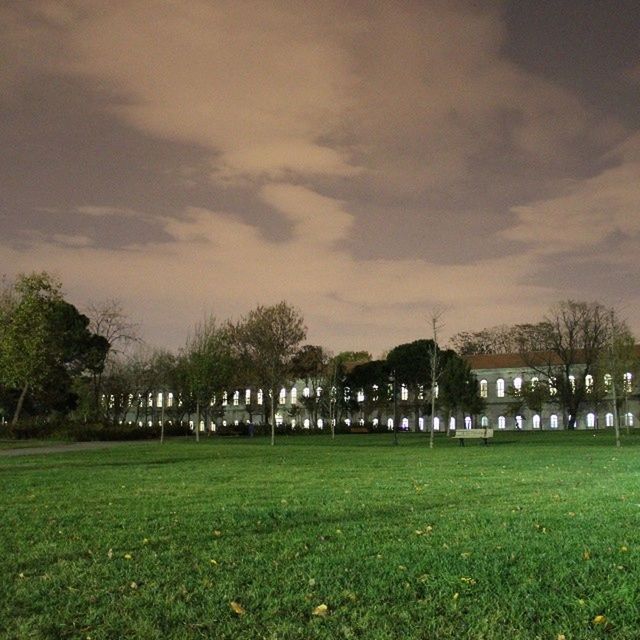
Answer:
(350, 427, 369, 434)
(452, 428, 494, 446)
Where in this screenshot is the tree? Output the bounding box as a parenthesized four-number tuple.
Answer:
(183, 317, 235, 442)
(517, 300, 616, 429)
(230, 302, 306, 445)
(85, 299, 140, 419)
(0, 272, 109, 426)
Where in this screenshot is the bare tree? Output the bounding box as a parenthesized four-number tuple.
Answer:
(518, 300, 616, 429)
(429, 309, 445, 449)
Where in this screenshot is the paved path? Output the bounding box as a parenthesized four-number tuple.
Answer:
(0, 441, 151, 457)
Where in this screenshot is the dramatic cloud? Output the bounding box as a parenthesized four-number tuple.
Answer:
(1, 0, 639, 352)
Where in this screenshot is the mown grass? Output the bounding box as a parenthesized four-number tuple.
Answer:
(1, 431, 640, 639)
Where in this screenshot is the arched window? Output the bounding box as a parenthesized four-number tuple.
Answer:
(372, 418, 379, 427)
(587, 412, 596, 428)
(401, 384, 409, 401)
(433, 384, 439, 398)
(303, 418, 310, 429)
(303, 387, 310, 398)
(372, 384, 379, 401)
(433, 417, 440, 431)
(233, 390, 240, 406)
(625, 412, 634, 427)
(290, 387, 297, 404)
(449, 416, 456, 430)
(604, 374, 612, 392)
(245, 389, 251, 405)
(550, 414, 558, 429)
(167, 392, 174, 408)
(624, 372, 633, 393)
(401, 417, 409, 430)
(387, 418, 394, 430)
(585, 375, 593, 393)
(290, 418, 296, 428)
(279, 388, 286, 405)
(498, 416, 506, 430)
(479, 379, 488, 398)
(343, 386, 351, 401)
(222, 391, 228, 406)
(530, 377, 539, 389)
(513, 377, 523, 394)
(532, 414, 541, 429)
(496, 379, 505, 398)
(481, 416, 489, 427)
(317, 419, 323, 429)
(606, 412, 614, 427)
(464, 416, 472, 429)
(549, 377, 557, 396)
(275, 413, 283, 426)
(515, 415, 524, 429)
(316, 386, 323, 397)
(357, 389, 365, 402)
(157, 392, 163, 408)
(569, 375, 576, 391)
(419, 417, 425, 431)
(257, 389, 263, 405)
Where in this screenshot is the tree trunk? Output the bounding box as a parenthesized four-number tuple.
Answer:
(11, 382, 29, 427)
(195, 400, 200, 443)
(270, 388, 276, 446)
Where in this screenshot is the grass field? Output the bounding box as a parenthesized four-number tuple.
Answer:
(2, 431, 640, 639)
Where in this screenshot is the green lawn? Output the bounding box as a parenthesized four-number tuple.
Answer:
(2, 431, 640, 639)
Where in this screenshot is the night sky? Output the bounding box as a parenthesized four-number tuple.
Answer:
(2, 1, 639, 355)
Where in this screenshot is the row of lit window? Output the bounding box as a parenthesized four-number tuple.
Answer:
(479, 373, 634, 399)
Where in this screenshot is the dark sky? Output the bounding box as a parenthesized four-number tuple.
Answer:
(1, 0, 639, 354)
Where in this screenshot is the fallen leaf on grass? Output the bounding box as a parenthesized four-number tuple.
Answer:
(593, 614, 607, 625)
(582, 550, 590, 560)
(312, 604, 328, 617)
(230, 601, 245, 615)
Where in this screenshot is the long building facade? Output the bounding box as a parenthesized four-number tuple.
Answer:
(123, 352, 639, 433)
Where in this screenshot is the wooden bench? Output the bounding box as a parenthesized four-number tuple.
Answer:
(452, 428, 494, 445)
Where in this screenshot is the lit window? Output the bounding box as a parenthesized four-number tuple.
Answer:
(606, 412, 614, 427)
(481, 416, 489, 427)
(167, 392, 174, 408)
(401, 384, 409, 401)
(303, 418, 310, 429)
(513, 377, 522, 393)
(303, 387, 310, 398)
(550, 414, 558, 429)
(585, 375, 593, 393)
(625, 412, 634, 427)
(419, 417, 425, 431)
(291, 387, 297, 404)
(569, 375, 576, 391)
(316, 386, 323, 397)
(449, 416, 456, 430)
(530, 377, 539, 389)
(222, 391, 228, 406)
(357, 389, 365, 402)
(515, 415, 524, 429)
(344, 386, 351, 401)
(245, 389, 251, 405)
(148, 393, 153, 408)
(275, 413, 283, 426)
(498, 416, 506, 429)
(345, 418, 351, 427)
(434, 384, 439, 398)
(291, 418, 296, 428)
(157, 392, 163, 408)
(624, 373, 633, 393)
(257, 389, 263, 405)
(549, 377, 557, 396)
(279, 388, 286, 405)
(387, 418, 394, 430)
(496, 379, 505, 398)
(604, 374, 612, 392)
(418, 385, 424, 400)
(233, 391, 239, 406)
(373, 418, 379, 427)
(433, 417, 440, 431)
(317, 419, 323, 429)
(464, 416, 472, 429)
(587, 412, 596, 428)
(479, 379, 488, 398)
(401, 418, 409, 430)
(372, 384, 379, 401)
(532, 414, 540, 429)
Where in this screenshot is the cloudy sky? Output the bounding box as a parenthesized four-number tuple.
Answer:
(2, 0, 639, 355)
